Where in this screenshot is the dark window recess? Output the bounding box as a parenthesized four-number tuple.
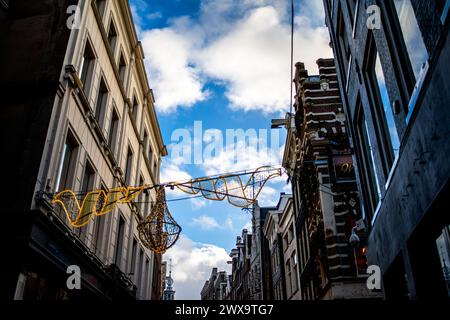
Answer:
(95, 0, 106, 18)
(95, 77, 109, 126)
(125, 147, 133, 185)
(114, 215, 126, 266)
(131, 96, 139, 122)
(118, 53, 127, 83)
(108, 19, 118, 54)
(337, 5, 351, 83)
(108, 108, 119, 153)
(79, 41, 95, 93)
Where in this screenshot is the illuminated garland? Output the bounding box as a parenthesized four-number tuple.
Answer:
(51, 166, 282, 253)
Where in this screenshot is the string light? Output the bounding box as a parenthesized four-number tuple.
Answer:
(51, 166, 283, 252)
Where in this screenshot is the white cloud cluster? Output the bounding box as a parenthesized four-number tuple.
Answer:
(138, 0, 332, 114)
(163, 235, 231, 300)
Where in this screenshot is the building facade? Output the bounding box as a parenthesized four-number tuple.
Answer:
(227, 230, 253, 300)
(200, 268, 228, 301)
(262, 195, 290, 300)
(2, 0, 167, 300)
(324, 0, 450, 299)
(283, 59, 377, 300)
(251, 203, 276, 300)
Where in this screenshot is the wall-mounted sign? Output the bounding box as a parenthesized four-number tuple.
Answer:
(333, 155, 355, 181)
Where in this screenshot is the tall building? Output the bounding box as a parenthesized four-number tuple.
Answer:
(324, 0, 450, 299)
(2, 0, 167, 300)
(283, 59, 378, 299)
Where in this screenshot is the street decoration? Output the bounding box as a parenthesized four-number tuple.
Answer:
(137, 186, 181, 254)
(51, 166, 282, 253)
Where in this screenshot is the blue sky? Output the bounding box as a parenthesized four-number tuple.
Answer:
(130, 0, 332, 299)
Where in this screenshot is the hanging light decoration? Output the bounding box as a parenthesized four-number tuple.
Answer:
(137, 186, 181, 254)
(50, 166, 282, 253)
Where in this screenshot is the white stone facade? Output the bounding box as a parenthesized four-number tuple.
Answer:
(31, 0, 166, 300)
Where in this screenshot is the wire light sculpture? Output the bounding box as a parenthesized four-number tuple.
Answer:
(137, 186, 181, 254)
(50, 166, 283, 253)
(173, 166, 282, 208)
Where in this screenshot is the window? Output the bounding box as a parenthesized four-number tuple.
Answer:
(337, 5, 351, 84)
(392, 0, 429, 84)
(437, 0, 450, 23)
(95, 0, 106, 18)
(138, 176, 145, 213)
(286, 261, 292, 296)
(292, 252, 299, 292)
(436, 225, 450, 296)
(356, 108, 382, 222)
(95, 77, 109, 126)
(143, 130, 149, 158)
(107, 18, 118, 55)
(108, 107, 119, 154)
(365, 38, 400, 176)
(288, 224, 294, 244)
(92, 184, 108, 258)
(143, 190, 151, 217)
(137, 249, 144, 293)
(131, 96, 139, 123)
(124, 147, 134, 185)
(77, 160, 95, 238)
(118, 52, 127, 84)
(79, 40, 95, 94)
(55, 130, 78, 191)
(81, 160, 95, 193)
(346, 0, 358, 23)
(114, 214, 126, 267)
(130, 238, 137, 276)
(153, 158, 158, 177)
(143, 258, 150, 298)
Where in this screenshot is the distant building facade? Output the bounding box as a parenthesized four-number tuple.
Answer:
(324, 0, 450, 299)
(227, 230, 253, 300)
(2, 0, 167, 300)
(200, 268, 228, 300)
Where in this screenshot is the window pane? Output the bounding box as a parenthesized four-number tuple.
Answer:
(364, 119, 382, 203)
(374, 54, 400, 159)
(393, 0, 429, 81)
(436, 226, 450, 296)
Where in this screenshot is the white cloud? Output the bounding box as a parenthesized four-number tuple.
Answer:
(202, 139, 283, 176)
(137, 0, 331, 114)
(140, 27, 208, 113)
(191, 215, 221, 230)
(163, 234, 231, 300)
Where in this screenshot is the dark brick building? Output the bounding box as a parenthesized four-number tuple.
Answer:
(324, 0, 450, 299)
(283, 59, 376, 299)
